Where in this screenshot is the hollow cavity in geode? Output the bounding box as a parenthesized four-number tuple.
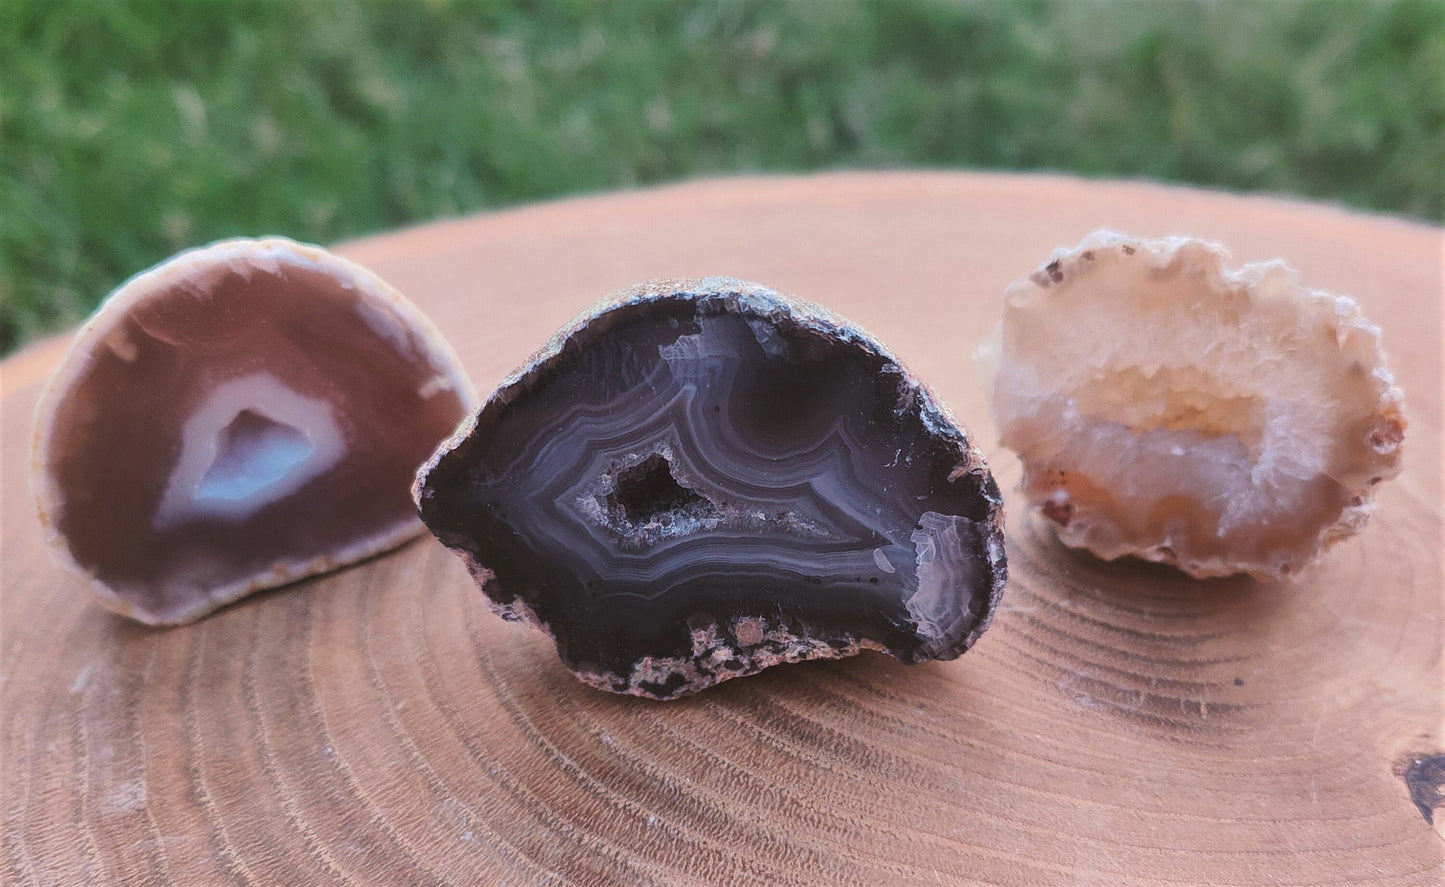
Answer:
(32, 237, 475, 625)
(977, 231, 1405, 581)
(415, 278, 1006, 699)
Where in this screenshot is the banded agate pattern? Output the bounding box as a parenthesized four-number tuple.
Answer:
(416, 279, 1006, 699)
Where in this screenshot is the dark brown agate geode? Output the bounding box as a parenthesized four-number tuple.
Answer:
(415, 278, 1007, 699)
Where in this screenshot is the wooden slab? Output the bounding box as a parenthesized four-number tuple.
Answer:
(3, 172, 1441, 885)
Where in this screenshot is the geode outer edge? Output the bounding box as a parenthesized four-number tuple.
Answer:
(414, 277, 1007, 699)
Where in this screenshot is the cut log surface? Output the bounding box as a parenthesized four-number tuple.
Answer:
(2, 172, 1441, 886)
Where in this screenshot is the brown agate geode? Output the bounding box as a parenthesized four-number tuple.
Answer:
(415, 278, 1007, 699)
(32, 237, 475, 625)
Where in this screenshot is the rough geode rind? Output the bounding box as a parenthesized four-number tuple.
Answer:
(415, 278, 1007, 699)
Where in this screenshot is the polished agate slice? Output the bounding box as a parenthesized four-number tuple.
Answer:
(977, 231, 1405, 580)
(32, 237, 476, 625)
(415, 278, 1007, 699)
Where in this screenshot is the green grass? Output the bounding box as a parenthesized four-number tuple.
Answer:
(3, 0, 1442, 354)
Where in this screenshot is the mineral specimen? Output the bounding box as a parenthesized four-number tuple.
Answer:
(415, 278, 1007, 699)
(32, 237, 476, 625)
(977, 231, 1405, 580)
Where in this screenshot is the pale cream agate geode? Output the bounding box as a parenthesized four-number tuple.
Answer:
(977, 231, 1405, 581)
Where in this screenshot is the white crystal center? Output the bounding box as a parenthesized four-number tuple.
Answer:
(196, 410, 314, 503)
(155, 373, 344, 529)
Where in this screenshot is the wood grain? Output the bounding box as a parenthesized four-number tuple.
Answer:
(3, 172, 1441, 886)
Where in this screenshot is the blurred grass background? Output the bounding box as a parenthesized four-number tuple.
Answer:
(2, 0, 1442, 355)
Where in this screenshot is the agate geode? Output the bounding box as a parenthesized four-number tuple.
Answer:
(978, 231, 1405, 580)
(415, 278, 1007, 699)
(32, 238, 475, 625)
